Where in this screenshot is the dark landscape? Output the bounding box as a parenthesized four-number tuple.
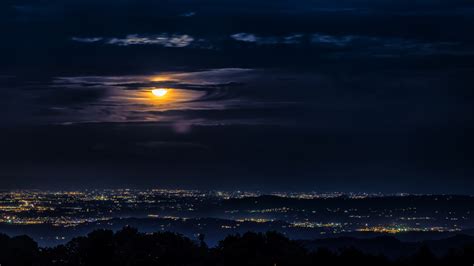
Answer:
(0, 190, 473, 265)
(1, 227, 474, 266)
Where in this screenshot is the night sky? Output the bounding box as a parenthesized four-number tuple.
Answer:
(1, 0, 473, 193)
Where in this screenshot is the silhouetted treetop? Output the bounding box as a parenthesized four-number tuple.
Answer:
(0, 228, 472, 266)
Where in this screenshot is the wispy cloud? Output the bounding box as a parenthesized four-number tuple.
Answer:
(229, 32, 468, 56)
(231, 33, 304, 45)
(180, 11, 196, 17)
(72, 34, 195, 48)
(108, 34, 194, 47)
(71, 37, 103, 43)
(231, 32, 359, 46)
(231, 33, 260, 43)
(42, 68, 262, 125)
(311, 34, 355, 47)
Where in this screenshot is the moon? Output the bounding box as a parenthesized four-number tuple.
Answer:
(151, 88, 168, 97)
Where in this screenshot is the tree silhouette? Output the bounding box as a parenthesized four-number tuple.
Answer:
(216, 231, 308, 266)
(0, 228, 472, 266)
(0, 234, 38, 266)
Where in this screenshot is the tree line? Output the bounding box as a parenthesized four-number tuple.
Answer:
(0, 227, 473, 266)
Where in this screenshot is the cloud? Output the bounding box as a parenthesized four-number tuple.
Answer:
(230, 33, 305, 45)
(311, 34, 355, 47)
(108, 34, 194, 47)
(229, 32, 358, 47)
(55, 68, 256, 88)
(71, 37, 103, 43)
(71, 34, 195, 48)
(228, 32, 470, 57)
(231, 33, 259, 43)
(71, 29, 470, 58)
(6, 68, 259, 125)
(180, 11, 196, 17)
(229, 32, 372, 48)
(230, 33, 307, 45)
(283, 34, 304, 44)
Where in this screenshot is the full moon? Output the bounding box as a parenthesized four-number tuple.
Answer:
(151, 88, 168, 97)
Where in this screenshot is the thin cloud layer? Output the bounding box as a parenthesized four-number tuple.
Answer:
(73, 34, 195, 47)
(1, 69, 268, 126)
(229, 32, 468, 56)
(71, 37, 103, 43)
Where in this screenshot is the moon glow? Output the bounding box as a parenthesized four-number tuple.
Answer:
(151, 88, 168, 97)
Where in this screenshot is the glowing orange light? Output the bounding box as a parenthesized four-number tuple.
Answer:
(151, 88, 168, 97)
(150, 75, 172, 82)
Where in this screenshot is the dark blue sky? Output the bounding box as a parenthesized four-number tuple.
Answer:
(1, 0, 473, 193)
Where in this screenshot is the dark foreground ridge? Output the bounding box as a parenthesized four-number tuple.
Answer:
(1, 227, 473, 266)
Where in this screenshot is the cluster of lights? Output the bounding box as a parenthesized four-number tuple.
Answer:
(0, 190, 470, 234)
